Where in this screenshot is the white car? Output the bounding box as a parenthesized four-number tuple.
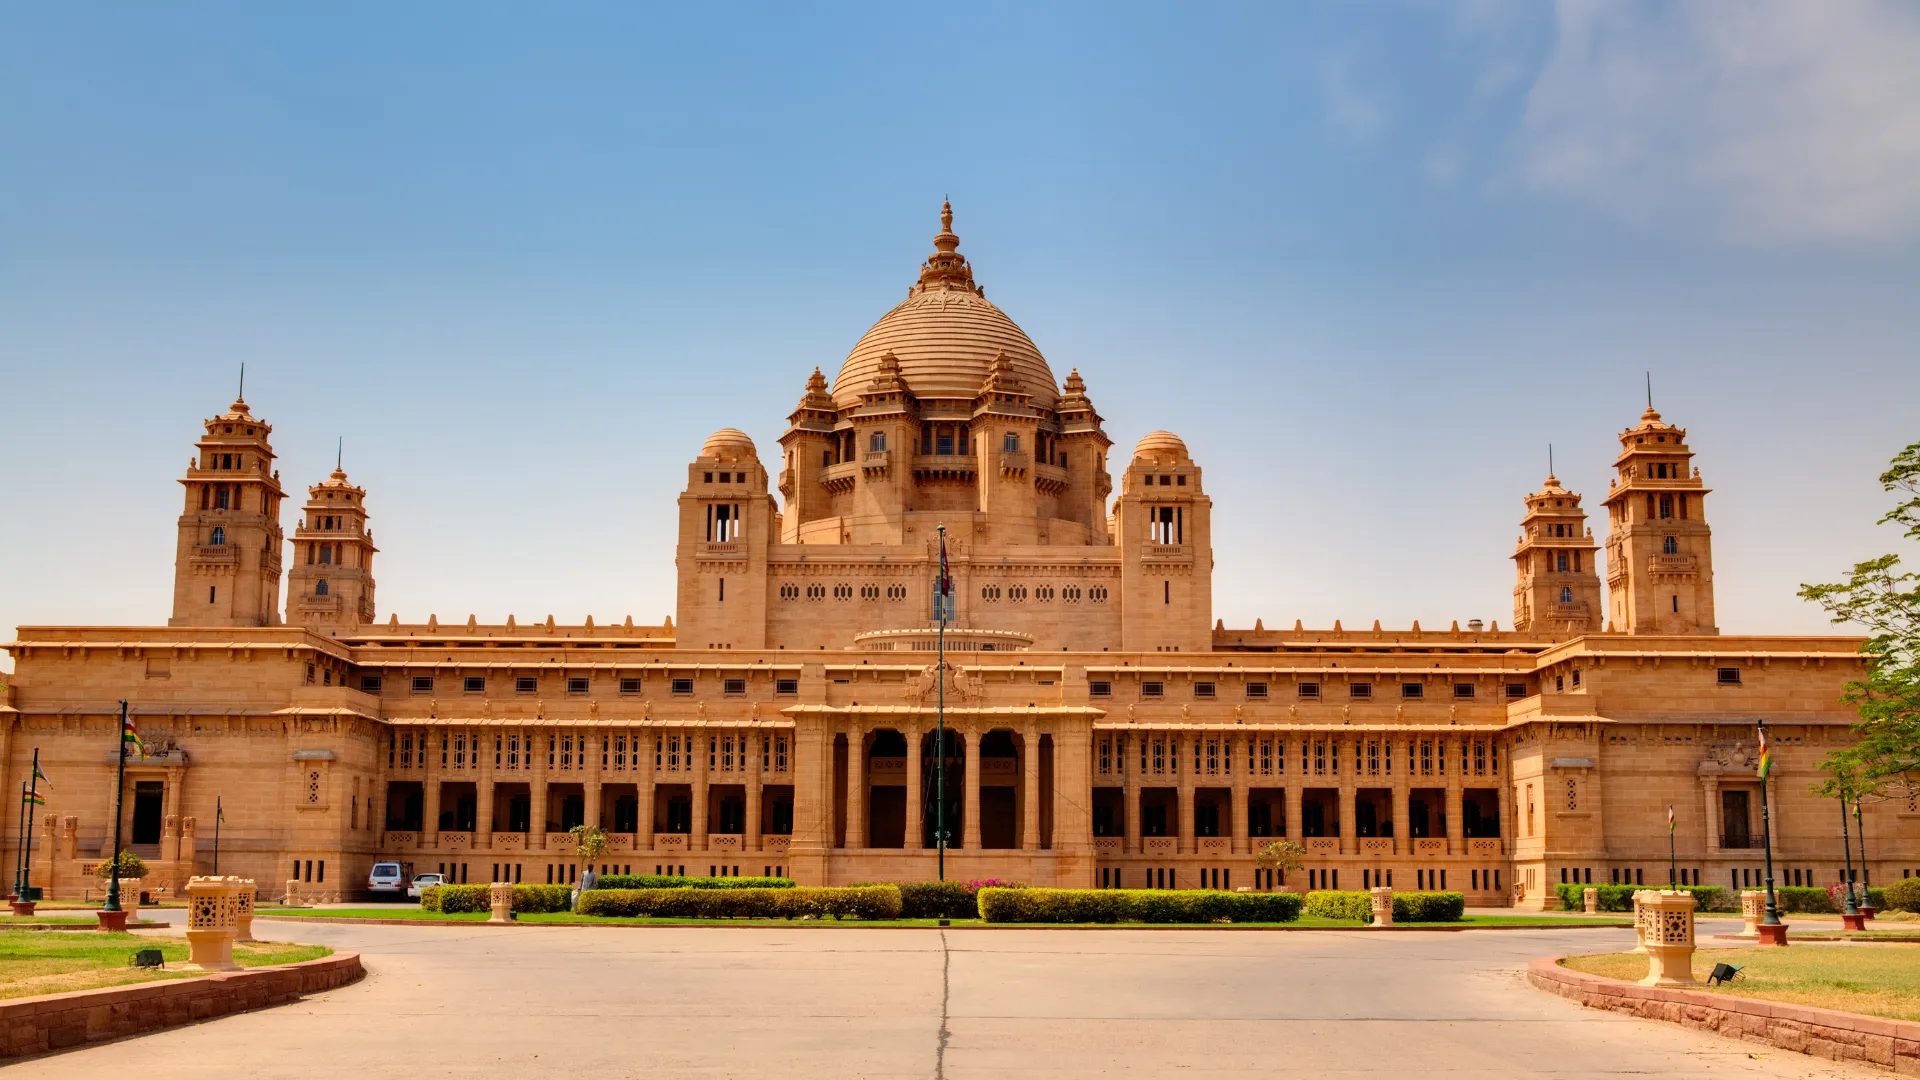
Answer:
(368, 862, 406, 901)
(406, 873, 444, 900)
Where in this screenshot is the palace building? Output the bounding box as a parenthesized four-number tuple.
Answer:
(5, 205, 1914, 906)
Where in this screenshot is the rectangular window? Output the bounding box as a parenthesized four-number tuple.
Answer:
(359, 675, 382, 693)
(464, 676, 485, 693)
(1349, 683, 1372, 699)
(1245, 681, 1267, 699)
(1452, 683, 1474, 699)
(411, 676, 434, 693)
(1193, 681, 1215, 698)
(1717, 667, 1741, 685)
(619, 677, 642, 694)
(723, 678, 746, 695)
(775, 678, 798, 695)
(1089, 680, 1112, 697)
(567, 677, 589, 694)
(1141, 681, 1164, 698)
(671, 678, 694, 695)
(1401, 682, 1423, 699)
(515, 677, 537, 694)
(1506, 682, 1527, 699)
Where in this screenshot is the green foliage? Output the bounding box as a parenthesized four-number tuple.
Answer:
(93, 851, 148, 879)
(592, 875, 794, 891)
(569, 825, 610, 863)
(1551, 883, 1733, 913)
(577, 885, 903, 921)
(1301, 890, 1373, 921)
(1392, 892, 1465, 922)
(1800, 441, 1920, 801)
(422, 884, 572, 913)
(1253, 840, 1307, 872)
(1882, 877, 1920, 913)
(849, 879, 1025, 919)
(975, 887, 1304, 924)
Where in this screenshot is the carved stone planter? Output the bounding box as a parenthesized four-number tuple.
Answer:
(1637, 890, 1697, 988)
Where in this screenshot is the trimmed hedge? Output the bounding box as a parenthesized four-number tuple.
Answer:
(975, 887, 1303, 924)
(592, 875, 794, 891)
(577, 885, 902, 921)
(1299, 890, 1464, 923)
(421, 883, 572, 914)
(1883, 877, 1920, 914)
(1552, 883, 1734, 913)
(853, 879, 1025, 919)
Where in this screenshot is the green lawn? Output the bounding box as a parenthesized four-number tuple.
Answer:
(1, 915, 166, 927)
(256, 907, 1617, 930)
(1563, 946, 1920, 1023)
(0, 930, 330, 1000)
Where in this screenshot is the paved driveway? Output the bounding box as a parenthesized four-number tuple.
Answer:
(41, 917, 1880, 1078)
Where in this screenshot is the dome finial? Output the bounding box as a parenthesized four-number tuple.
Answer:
(934, 199, 959, 254)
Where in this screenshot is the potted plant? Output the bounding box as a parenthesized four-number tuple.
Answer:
(95, 850, 150, 928)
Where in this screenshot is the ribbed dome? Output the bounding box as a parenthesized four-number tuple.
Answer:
(699, 428, 758, 463)
(1133, 431, 1190, 464)
(832, 204, 1057, 410)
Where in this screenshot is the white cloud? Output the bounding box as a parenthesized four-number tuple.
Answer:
(1320, 56, 1389, 144)
(1515, 0, 1920, 246)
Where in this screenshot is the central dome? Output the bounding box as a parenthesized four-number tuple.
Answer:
(832, 204, 1057, 410)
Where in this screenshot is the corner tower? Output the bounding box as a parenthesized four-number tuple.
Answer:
(1511, 471, 1602, 635)
(286, 463, 377, 632)
(1117, 431, 1212, 652)
(1602, 405, 1717, 635)
(675, 429, 778, 649)
(169, 395, 286, 627)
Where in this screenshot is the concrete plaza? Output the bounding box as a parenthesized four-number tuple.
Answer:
(43, 917, 1881, 1078)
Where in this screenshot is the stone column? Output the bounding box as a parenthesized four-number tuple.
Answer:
(844, 722, 867, 849)
(1495, 776, 1513, 856)
(530, 731, 549, 851)
(1229, 734, 1249, 856)
(1285, 783, 1303, 844)
(1123, 734, 1142, 855)
(692, 731, 710, 853)
(423, 733, 444, 848)
(963, 725, 983, 850)
(1444, 737, 1465, 856)
(584, 731, 604, 832)
(1022, 723, 1041, 851)
(1703, 775, 1722, 857)
(746, 735, 763, 854)
(1337, 737, 1356, 855)
(1391, 746, 1412, 855)
(905, 722, 924, 850)
(476, 732, 496, 851)
(637, 730, 656, 852)
(1177, 736, 1196, 856)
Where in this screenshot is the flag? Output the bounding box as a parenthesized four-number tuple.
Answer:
(31, 761, 50, 790)
(216, 799, 225, 824)
(1756, 727, 1772, 780)
(1667, 805, 1675, 832)
(938, 531, 952, 598)
(24, 789, 45, 807)
(122, 715, 144, 757)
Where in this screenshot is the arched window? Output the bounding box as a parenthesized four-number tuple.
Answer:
(1559, 587, 1572, 604)
(316, 579, 329, 596)
(1663, 536, 1678, 555)
(869, 432, 887, 452)
(209, 526, 226, 546)
(1658, 495, 1674, 519)
(320, 545, 333, 565)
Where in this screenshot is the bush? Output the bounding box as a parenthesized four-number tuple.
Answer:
(94, 850, 149, 879)
(1393, 892, 1465, 923)
(861, 879, 1025, 920)
(975, 887, 1303, 924)
(1302, 890, 1373, 921)
(577, 885, 903, 921)
(1551, 883, 1732, 913)
(1882, 877, 1920, 913)
(592, 875, 793, 891)
(420, 882, 573, 914)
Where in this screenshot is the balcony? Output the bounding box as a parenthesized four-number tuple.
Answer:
(764, 836, 791, 854)
(1305, 838, 1339, 855)
(861, 450, 891, 478)
(654, 833, 690, 852)
(1358, 838, 1394, 855)
(912, 455, 977, 482)
(1034, 462, 1068, 495)
(710, 834, 743, 853)
(820, 460, 859, 494)
(193, 545, 238, 564)
(1468, 838, 1503, 857)
(1142, 836, 1176, 856)
(1413, 839, 1447, 857)
(698, 541, 744, 560)
(296, 593, 342, 612)
(997, 451, 1029, 479)
(1093, 837, 1122, 855)
(1650, 554, 1699, 574)
(1197, 837, 1230, 856)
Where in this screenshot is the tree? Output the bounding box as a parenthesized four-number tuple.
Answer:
(1801, 441, 1920, 800)
(1253, 839, 1306, 875)
(569, 824, 609, 865)
(94, 850, 149, 879)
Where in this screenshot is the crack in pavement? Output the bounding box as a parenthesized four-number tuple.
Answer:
(935, 928, 952, 1080)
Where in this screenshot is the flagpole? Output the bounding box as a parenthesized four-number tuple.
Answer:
(105, 700, 129, 916)
(1839, 790, 1860, 916)
(935, 523, 947, 884)
(214, 796, 223, 875)
(1755, 718, 1782, 930)
(1667, 804, 1676, 888)
(21, 749, 42, 902)
(13, 781, 26, 899)
(1853, 796, 1872, 910)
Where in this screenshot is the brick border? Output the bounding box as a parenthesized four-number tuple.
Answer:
(256, 913, 1632, 931)
(1528, 955, 1920, 1074)
(2, 951, 363, 1060)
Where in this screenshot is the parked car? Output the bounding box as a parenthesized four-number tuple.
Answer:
(368, 862, 406, 901)
(406, 873, 445, 900)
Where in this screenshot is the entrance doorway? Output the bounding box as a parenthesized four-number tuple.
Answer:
(131, 781, 164, 845)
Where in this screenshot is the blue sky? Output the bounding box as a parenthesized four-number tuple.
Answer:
(3, 1, 1917, 656)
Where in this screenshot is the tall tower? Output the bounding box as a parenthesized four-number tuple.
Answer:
(169, 395, 286, 627)
(1116, 431, 1212, 652)
(675, 429, 779, 649)
(1602, 404, 1717, 635)
(1511, 470, 1602, 635)
(286, 462, 378, 632)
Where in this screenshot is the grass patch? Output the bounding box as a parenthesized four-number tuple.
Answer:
(255, 908, 1616, 929)
(0, 930, 330, 1000)
(1563, 945, 1920, 1023)
(259, 907, 491, 921)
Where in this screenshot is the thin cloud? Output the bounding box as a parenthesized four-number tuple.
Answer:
(1320, 56, 1390, 144)
(1515, 0, 1920, 246)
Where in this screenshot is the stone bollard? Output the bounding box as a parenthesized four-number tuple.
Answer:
(1629, 890, 1652, 953)
(489, 882, 514, 924)
(1736, 889, 1764, 939)
(1370, 886, 1394, 927)
(285, 878, 301, 907)
(184, 876, 245, 972)
(234, 880, 258, 942)
(1638, 890, 1699, 988)
(1583, 887, 1599, 915)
